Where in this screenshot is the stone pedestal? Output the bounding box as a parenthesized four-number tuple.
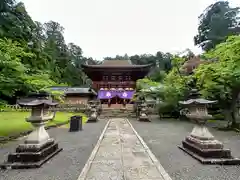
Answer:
(1, 140, 62, 169)
(0, 107, 62, 169)
(179, 124, 240, 165)
(138, 112, 150, 122)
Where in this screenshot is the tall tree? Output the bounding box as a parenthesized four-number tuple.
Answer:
(63, 43, 86, 86)
(195, 36, 240, 127)
(194, 1, 240, 51)
(0, 39, 55, 102)
(0, 1, 36, 42)
(43, 21, 69, 82)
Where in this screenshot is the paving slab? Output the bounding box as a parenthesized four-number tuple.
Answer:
(77, 118, 172, 180)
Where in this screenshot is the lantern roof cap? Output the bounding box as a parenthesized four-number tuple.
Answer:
(17, 92, 58, 107)
(179, 99, 217, 105)
(18, 99, 58, 106)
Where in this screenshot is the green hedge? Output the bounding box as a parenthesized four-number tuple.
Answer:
(212, 113, 225, 120)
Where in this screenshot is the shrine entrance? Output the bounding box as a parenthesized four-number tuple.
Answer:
(98, 89, 134, 109)
(110, 96, 123, 104)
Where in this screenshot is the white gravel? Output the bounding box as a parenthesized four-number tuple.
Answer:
(130, 118, 240, 180)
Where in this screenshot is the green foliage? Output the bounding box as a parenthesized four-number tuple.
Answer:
(0, 38, 56, 98)
(148, 70, 166, 82)
(104, 51, 173, 74)
(162, 67, 189, 105)
(0, 1, 95, 103)
(194, 35, 240, 126)
(195, 36, 240, 101)
(136, 78, 159, 90)
(135, 78, 163, 100)
(42, 87, 65, 103)
(213, 113, 225, 120)
(158, 102, 176, 116)
(0, 39, 31, 96)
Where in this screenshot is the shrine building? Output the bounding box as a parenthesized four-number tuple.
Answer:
(81, 60, 152, 108)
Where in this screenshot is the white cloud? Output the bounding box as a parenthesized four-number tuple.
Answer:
(22, 0, 240, 60)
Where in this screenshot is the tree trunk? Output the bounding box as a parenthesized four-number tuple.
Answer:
(229, 90, 239, 128)
(223, 109, 232, 127)
(230, 111, 237, 128)
(220, 90, 239, 129)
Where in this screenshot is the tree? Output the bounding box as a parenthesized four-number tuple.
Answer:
(0, 0, 101, 104)
(44, 21, 68, 73)
(0, 39, 55, 101)
(194, 1, 240, 51)
(162, 67, 190, 105)
(104, 54, 129, 60)
(195, 35, 240, 127)
(0, 1, 36, 42)
(154, 54, 193, 117)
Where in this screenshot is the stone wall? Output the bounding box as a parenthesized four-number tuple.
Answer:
(64, 96, 89, 105)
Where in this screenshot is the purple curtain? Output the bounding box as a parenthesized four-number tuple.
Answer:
(97, 90, 135, 99)
(117, 91, 135, 99)
(97, 90, 116, 99)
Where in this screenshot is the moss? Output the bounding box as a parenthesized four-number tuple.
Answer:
(0, 111, 87, 137)
(212, 113, 225, 120)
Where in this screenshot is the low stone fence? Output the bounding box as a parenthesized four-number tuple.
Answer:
(0, 104, 88, 113)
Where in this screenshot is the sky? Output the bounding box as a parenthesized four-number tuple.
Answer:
(22, 0, 240, 60)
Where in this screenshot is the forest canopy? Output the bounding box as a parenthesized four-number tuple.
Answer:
(0, 0, 239, 106)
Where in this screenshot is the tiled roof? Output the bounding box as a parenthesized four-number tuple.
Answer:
(65, 87, 97, 95)
(82, 61, 152, 69)
(49, 86, 68, 91)
(182, 56, 202, 68)
(18, 99, 58, 106)
(181, 56, 209, 74)
(48, 87, 97, 95)
(100, 60, 132, 66)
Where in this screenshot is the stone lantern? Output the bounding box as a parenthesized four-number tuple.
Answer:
(178, 89, 240, 164)
(87, 100, 99, 122)
(138, 102, 150, 122)
(1, 92, 62, 169)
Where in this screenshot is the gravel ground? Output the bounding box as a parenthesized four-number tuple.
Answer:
(130, 118, 240, 180)
(0, 119, 108, 180)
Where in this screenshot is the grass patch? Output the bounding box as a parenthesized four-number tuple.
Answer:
(0, 111, 87, 137)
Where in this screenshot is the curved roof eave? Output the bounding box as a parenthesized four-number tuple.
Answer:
(81, 63, 153, 69)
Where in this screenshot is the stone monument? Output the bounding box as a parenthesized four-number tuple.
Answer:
(0, 92, 63, 169)
(178, 89, 240, 165)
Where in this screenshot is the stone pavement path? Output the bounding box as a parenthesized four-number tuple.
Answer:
(78, 118, 172, 180)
